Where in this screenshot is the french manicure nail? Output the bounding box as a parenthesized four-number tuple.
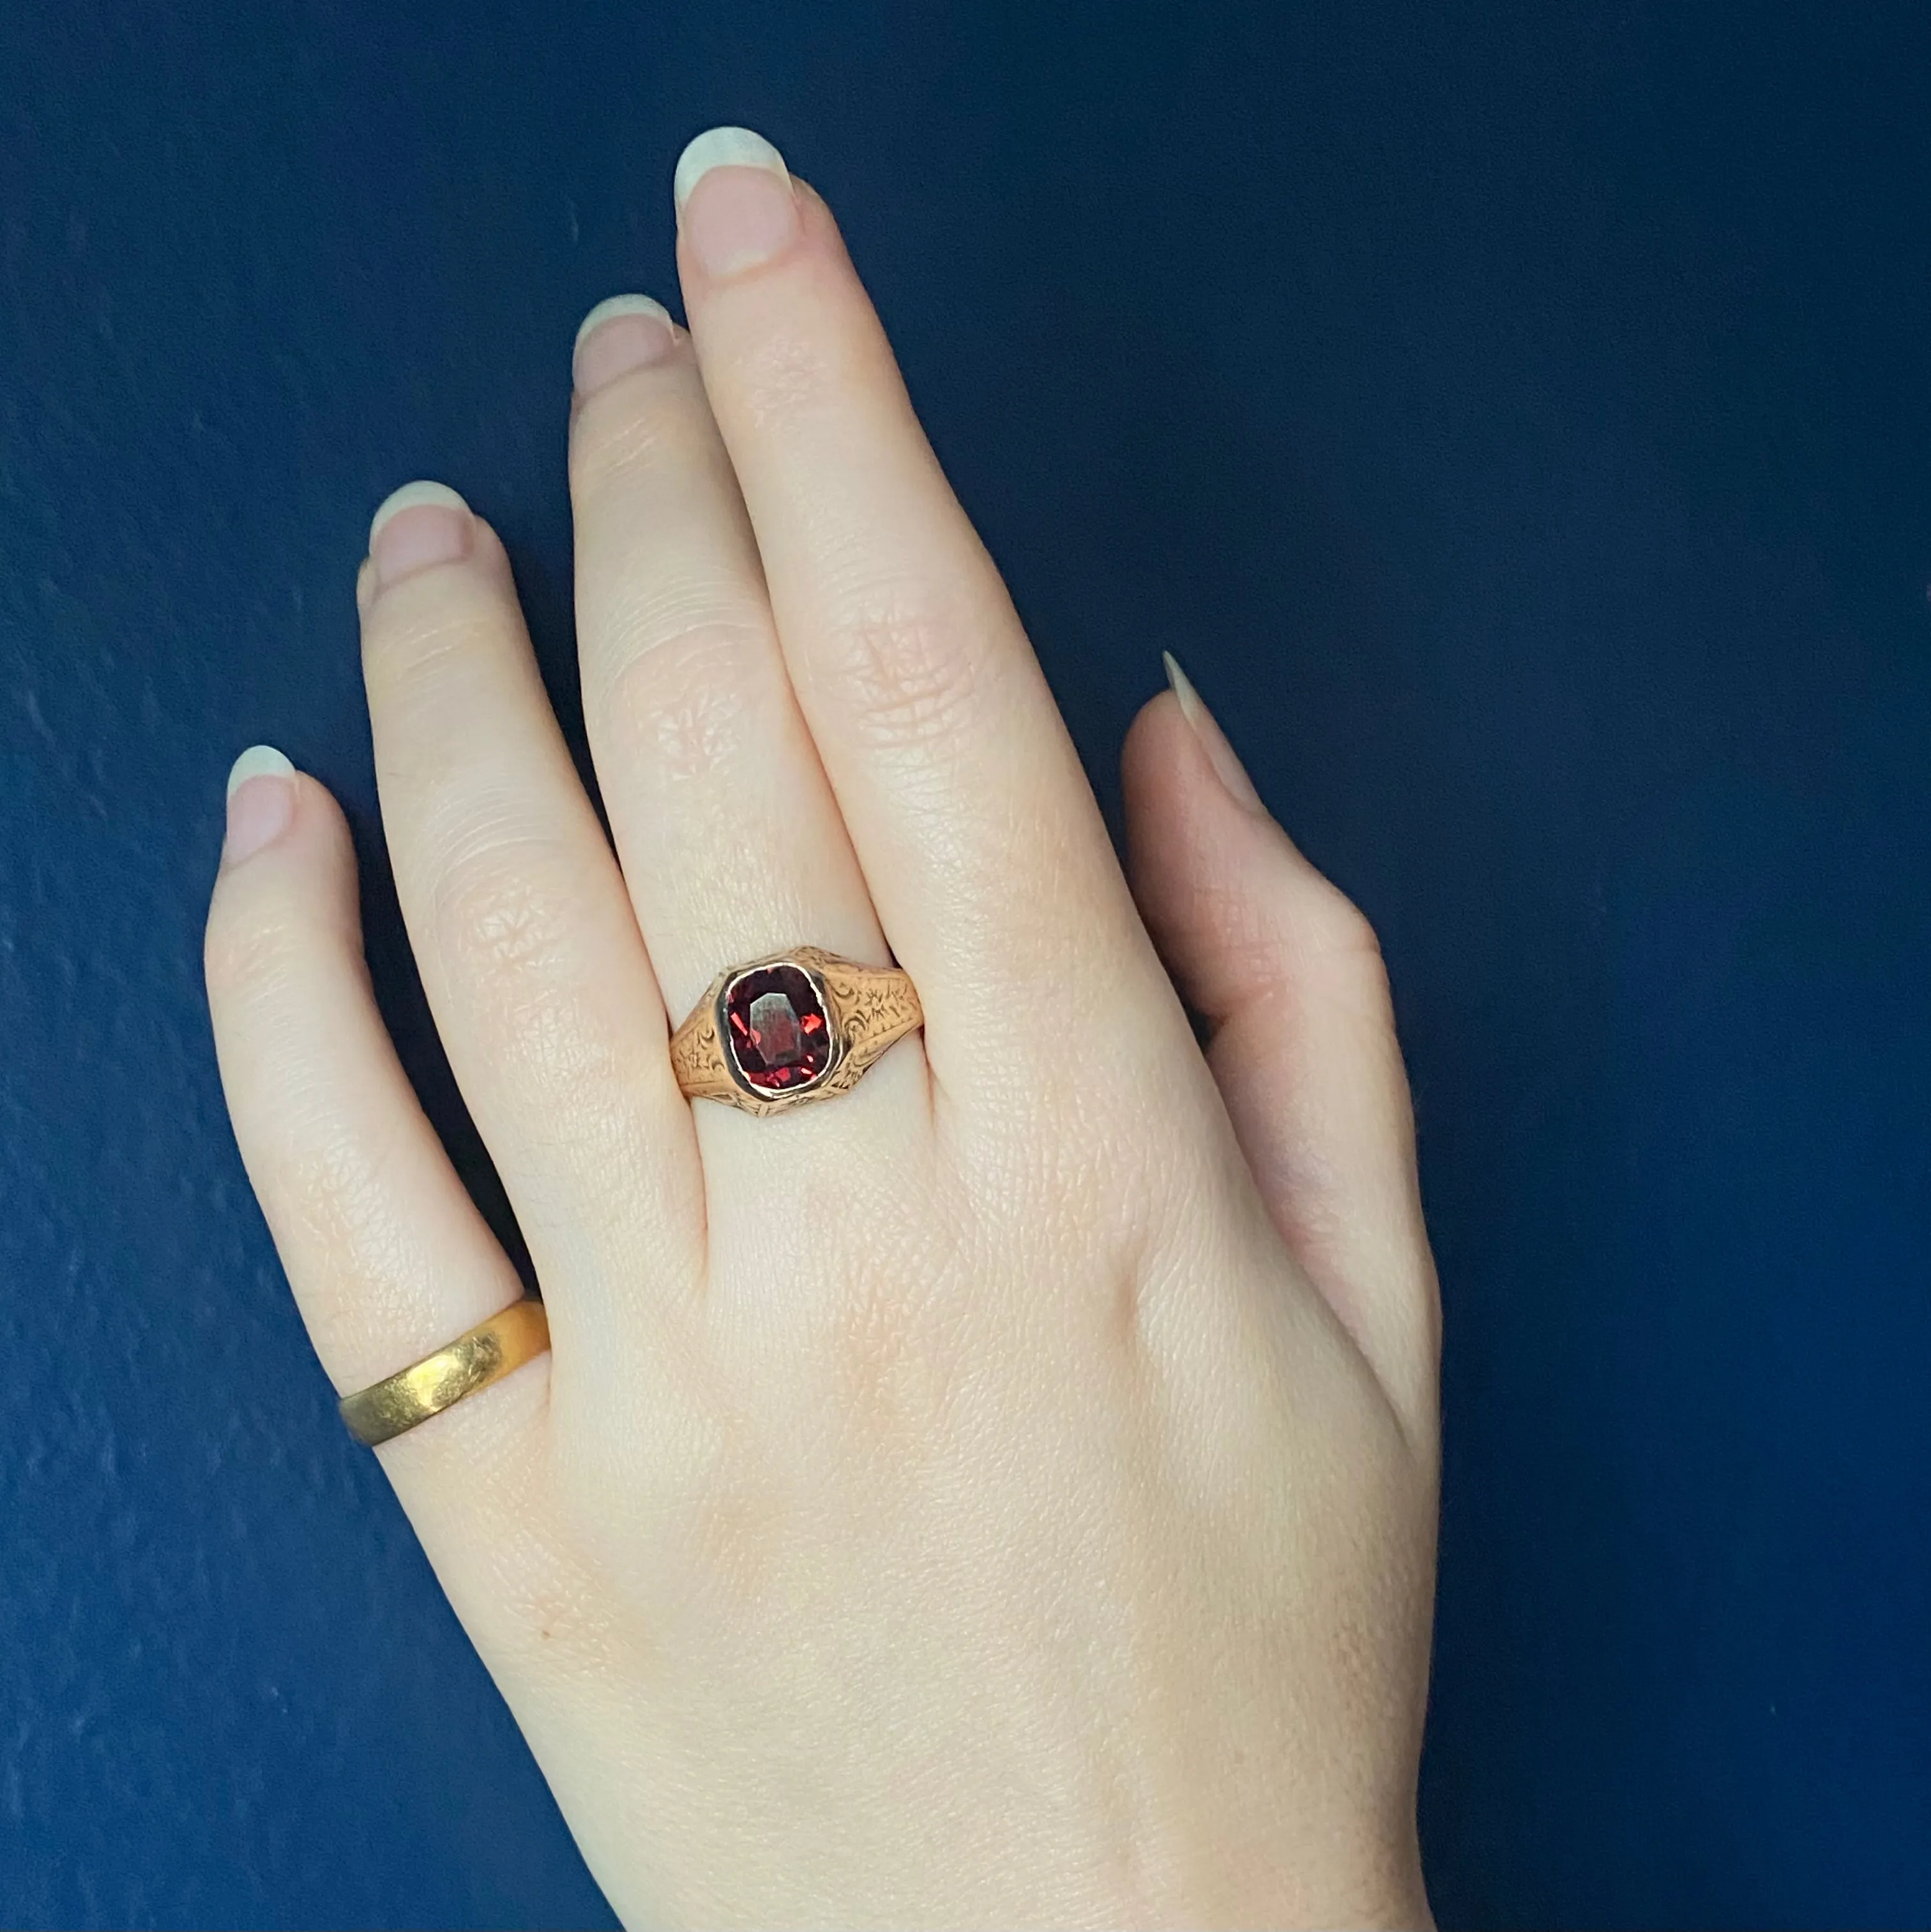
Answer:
(222, 745, 297, 867)
(674, 126, 798, 278)
(1164, 653, 1267, 814)
(367, 480, 473, 592)
(573, 294, 677, 395)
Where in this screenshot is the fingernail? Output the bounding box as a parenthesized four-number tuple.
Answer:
(367, 480, 473, 593)
(1163, 653, 1267, 814)
(573, 294, 677, 395)
(222, 745, 298, 867)
(674, 126, 798, 278)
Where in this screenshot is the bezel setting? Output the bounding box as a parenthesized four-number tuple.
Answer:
(670, 945, 922, 1117)
(713, 954, 845, 1104)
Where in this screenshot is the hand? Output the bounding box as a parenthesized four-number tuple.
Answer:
(204, 127, 1439, 1929)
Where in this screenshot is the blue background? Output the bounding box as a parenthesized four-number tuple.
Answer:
(2, 1, 1927, 1924)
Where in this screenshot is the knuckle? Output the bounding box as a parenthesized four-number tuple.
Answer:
(733, 323, 847, 430)
(426, 841, 619, 1088)
(273, 1124, 410, 1323)
(570, 384, 718, 496)
(1190, 868, 1392, 1017)
(1314, 885, 1388, 973)
(672, 1468, 791, 1613)
(1292, 882, 1397, 1028)
(203, 903, 284, 1003)
(819, 589, 985, 754)
(432, 842, 566, 978)
(822, 1203, 980, 1452)
(360, 598, 486, 706)
(204, 898, 331, 1007)
(602, 612, 777, 785)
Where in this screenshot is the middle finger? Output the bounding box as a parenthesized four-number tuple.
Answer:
(566, 298, 924, 1144)
(670, 134, 1165, 1102)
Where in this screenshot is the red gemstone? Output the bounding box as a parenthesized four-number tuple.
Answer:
(722, 962, 832, 1092)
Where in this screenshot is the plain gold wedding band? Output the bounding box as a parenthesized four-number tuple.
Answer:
(338, 1298, 550, 1447)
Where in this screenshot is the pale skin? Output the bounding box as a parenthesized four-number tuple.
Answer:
(203, 128, 1441, 1929)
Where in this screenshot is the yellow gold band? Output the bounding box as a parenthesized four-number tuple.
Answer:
(338, 1298, 550, 1447)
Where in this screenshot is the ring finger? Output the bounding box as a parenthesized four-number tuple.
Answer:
(358, 487, 704, 1376)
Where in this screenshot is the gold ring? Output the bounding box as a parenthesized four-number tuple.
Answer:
(670, 947, 923, 1116)
(338, 1298, 550, 1447)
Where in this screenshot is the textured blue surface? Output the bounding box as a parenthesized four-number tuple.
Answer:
(3, 2, 1928, 1925)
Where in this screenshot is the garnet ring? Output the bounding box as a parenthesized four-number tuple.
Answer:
(669, 947, 924, 1116)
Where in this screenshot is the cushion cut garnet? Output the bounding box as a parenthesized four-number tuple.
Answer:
(722, 962, 832, 1092)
